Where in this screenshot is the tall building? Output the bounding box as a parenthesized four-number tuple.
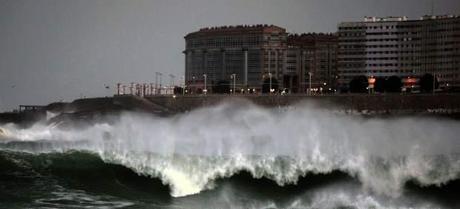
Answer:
(337, 15, 460, 90)
(286, 33, 338, 93)
(184, 25, 287, 93)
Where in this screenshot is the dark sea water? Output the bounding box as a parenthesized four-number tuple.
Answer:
(1, 102, 459, 209)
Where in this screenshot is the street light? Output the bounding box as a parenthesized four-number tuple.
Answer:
(155, 72, 162, 95)
(159, 73, 163, 95)
(230, 74, 236, 94)
(192, 75, 196, 94)
(169, 74, 175, 86)
(181, 76, 186, 95)
(150, 83, 154, 96)
(169, 74, 175, 94)
(203, 74, 207, 95)
(268, 72, 273, 94)
(308, 72, 312, 95)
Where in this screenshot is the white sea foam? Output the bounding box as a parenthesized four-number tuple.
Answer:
(167, 180, 445, 209)
(0, 101, 459, 197)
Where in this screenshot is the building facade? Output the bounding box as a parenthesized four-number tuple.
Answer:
(337, 15, 460, 90)
(286, 33, 338, 93)
(184, 25, 287, 93)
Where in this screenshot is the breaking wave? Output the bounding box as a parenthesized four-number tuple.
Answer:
(1, 100, 459, 198)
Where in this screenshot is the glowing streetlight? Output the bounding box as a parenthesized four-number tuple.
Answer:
(203, 74, 207, 95)
(230, 74, 236, 94)
(268, 72, 273, 94)
(192, 75, 196, 94)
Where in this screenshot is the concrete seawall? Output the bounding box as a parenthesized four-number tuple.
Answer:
(2, 94, 460, 126)
(144, 94, 460, 114)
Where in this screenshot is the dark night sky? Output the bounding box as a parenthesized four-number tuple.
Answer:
(1, 0, 459, 111)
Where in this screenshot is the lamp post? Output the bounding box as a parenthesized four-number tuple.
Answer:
(268, 72, 273, 94)
(116, 83, 121, 95)
(169, 74, 175, 94)
(150, 83, 154, 96)
(203, 74, 207, 95)
(192, 75, 196, 94)
(308, 72, 312, 95)
(130, 82, 134, 95)
(181, 76, 185, 95)
(155, 72, 162, 95)
(231, 74, 236, 94)
(159, 73, 163, 95)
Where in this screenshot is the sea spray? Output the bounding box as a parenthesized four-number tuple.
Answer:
(0, 100, 459, 197)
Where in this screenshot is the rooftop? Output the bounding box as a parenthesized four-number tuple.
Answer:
(362, 14, 458, 22)
(198, 24, 284, 32)
(287, 33, 337, 46)
(185, 24, 286, 39)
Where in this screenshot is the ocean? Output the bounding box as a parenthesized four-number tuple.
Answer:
(0, 101, 459, 209)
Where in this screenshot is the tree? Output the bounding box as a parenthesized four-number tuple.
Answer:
(373, 77, 385, 93)
(212, 80, 230, 94)
(419, 73, 439, 93)
(349, 76, 368, 93)
(262, 77, 279, 94)
(384, 76, 403, 93)
(173, 86, 184, 94)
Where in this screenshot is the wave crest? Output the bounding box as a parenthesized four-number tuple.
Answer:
(1, 101, 459, 197)
(98, 152, 460, 197)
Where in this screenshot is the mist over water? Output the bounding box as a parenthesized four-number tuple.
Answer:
(1, 100, 459, 208)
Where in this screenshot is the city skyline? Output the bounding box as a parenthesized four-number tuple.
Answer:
(1, 0, 459, 111)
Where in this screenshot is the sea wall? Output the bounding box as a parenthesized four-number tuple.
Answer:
(145, 94, 460, 114)
(2, 94, 460, 126)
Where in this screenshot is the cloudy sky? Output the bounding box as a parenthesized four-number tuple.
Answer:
(0, 0, 459, 111)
